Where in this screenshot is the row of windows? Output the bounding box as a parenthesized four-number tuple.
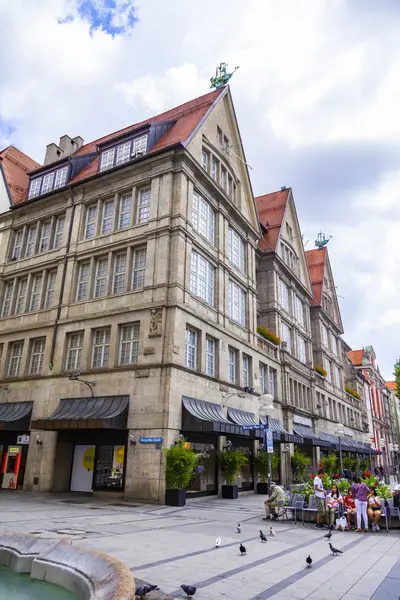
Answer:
(84, 188, 151, 240)
(10, 215, 65, 260)
(323, 355, 342, 388)
(4, 323, 140, 378)
(1, 270, 57, 317)
(184, 327, 277, 394)
(279, 321, 307, 363)
(321, 323, 341, 356)
(28, 167, 69, 199)
(75, 246, 147, 302)
(316, 391, 361, 429)
(99, 134, 148, 172)
(280, 241, 300, 278)
(201, 147, 236, 201)
(279, 278, 306, 326)
(289, 378, 311, 412)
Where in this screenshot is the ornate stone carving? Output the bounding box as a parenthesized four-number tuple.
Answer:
(149, 308, 162, 337)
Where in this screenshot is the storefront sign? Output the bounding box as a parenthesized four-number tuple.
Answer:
(139, 437, 163, 444)
(293, 415, 312, 427)
(265, 429, 274, 454)
(8, 447, 20, 455)
(242, 424, 267, 430)
(17, 435, 30, 445)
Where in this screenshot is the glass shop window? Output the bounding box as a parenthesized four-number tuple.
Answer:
(94, 445, 125, 489)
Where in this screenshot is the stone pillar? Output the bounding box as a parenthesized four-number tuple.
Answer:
(23, 429, 58, 492)
(217, 435, 225, 497)
(313, 446, 321, 470)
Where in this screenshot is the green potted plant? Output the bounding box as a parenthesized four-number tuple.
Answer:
(164, 437, 198, 506)
(255, 451, 280, 494)
(321, 454, 338, 477)
(218, 449, 248, 499)
(291, 450, 311, 483)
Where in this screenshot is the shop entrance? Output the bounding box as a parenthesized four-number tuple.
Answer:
(70, 445, 95, 492)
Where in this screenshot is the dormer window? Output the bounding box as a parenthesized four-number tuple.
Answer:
(99, 134, 148, 172)
(28, 165, 69, 199)
(54, 167, 68, 189)
(42, 173, 55, 194)
(28, 179, 41, 199)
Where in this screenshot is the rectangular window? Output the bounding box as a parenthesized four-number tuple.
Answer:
(119, 195, 132, 229)
(131, 247, 146, 290)
(119, 323, 140, 365)
(26, 225, 37, 257)
(54, 215, 65, 248)
(29, 274, 43, 312)
(185, 328, 197, 369)
(66, 332, 84, 372)
(100, 148, 115, 171)
(334, 366, 341, 389)
(211, 157, 217, 180)
(190, 251, 214, 305)
(132, 135, 147, 154)
(39, 221, 51, 252)
(336, 337, 341, 357)
(259, 363, 267, 394)
(269, 367, 277, 397)
(12, 230, 23, 260)
(228, 227, 245, 271)
(201, 150, 208, 171)
(280, 321, 291, 353)
(92, 328, 111, 368)
(298, 336, 307, 363)
(1, 282, 14, 317)
(76, 262, 90, 301)
(242, 354, 250, 387)
(205, 337, 215, 377)
(220, 167, 227, 190)
(54, 166, 68, 189)
(8, 341, 23, 377)
(228, 280, 245, 326)
(228, 347, 237, 384)
(85, 205, 97, 239)
(101, 200, 114, 234)
(112, 253, 126, 294)
(15, 278, 27, 314)
(94, 257, 108, 298)
(137, 188, 151, 224)
(322, 324, 329, 348)
(45, 270, 57, 308)
(41, 172, 55, 194)
(29, 338, 45, 375)
(116, 142, 131, 165)
(323, 356, 331, 381)
(28, 178, 42, 199)
(192, 192, 215, 244)
(279, 279, 290, 312)
(217, 126, 223, 144)
(295, 296, 304, 326)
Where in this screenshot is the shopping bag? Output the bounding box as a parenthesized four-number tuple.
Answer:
(335, 516, 347, 530)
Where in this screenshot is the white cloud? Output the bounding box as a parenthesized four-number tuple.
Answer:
(0, 0, 399, 377)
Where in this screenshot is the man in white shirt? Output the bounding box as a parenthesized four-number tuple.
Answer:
(313, 468, 327, 529)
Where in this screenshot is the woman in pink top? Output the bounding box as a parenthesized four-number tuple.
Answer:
(350, 476, 370, 532)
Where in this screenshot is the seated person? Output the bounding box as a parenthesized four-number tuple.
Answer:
(263, 482, 285, 520)
(368, 487, 382, 531)
(344, 489, 357, 529)
(326, 484, 343, 527)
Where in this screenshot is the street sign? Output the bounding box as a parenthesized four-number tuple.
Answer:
(139, 437, 163, 444)
(265, 429, 273, 453)
(242, 424, 267, 430)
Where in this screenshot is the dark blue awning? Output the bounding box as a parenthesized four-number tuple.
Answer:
(228, 408, 259, 427)
(182, 396, 231, 424)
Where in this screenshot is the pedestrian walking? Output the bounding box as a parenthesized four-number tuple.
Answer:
(313, 468, 327, 529)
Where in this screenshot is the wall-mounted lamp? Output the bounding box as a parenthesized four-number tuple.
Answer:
(129, 434, 136, 446)
(36, 435, 43, 446)
(223, 440, 233, 451)
(68, 372, 96, 397)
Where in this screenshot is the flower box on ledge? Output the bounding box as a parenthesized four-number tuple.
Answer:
(314, 365, 327, 377)
(257, 325, 281, 346)
(345, 386, 361, 400)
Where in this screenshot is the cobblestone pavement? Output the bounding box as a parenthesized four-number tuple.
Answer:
(0, 491, 399, 599)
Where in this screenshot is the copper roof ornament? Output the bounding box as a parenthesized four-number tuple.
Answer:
(315, 231, 331, 250)
(210, 62, 239, 89)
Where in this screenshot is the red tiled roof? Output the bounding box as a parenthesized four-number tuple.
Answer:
(386, 381, 397, 392)
(0, 146, 40, 207)
(347, 349, 364, 366)
(8, 88, 224, 204)
(305, 248, 326, 306)
(255, 189, 290, 252)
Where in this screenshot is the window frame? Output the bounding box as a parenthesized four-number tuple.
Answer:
(15, 277, 28, 314)
(228, 279, 246, 326)
(92, 328, 111, 369)
(131, 247, 147, 290)
(205, 336, 216, 377)
(228, 347, 237, 384)
(39, 221, 51, 253)
(1, 281, 14, 317)
(12, 229, 24, 260)
(190, 250, 215, 306)
(280, 321, 292, 353)
(54, 215, 65, 249)
(192, 192, 215, 245)
(112, 252, 127, 294)
(29, 337, 45, 375)
(28, 178, 42, 199)
(7, 341, 24, 377)
(137, 188, 151, 224)
(259, 363, 267, 394)
(66, 332, 84, 372)
(185, 328, 197, 370)
(76, 262, 90, 302)
(94, 257, 108, 298)
(279, 278, 290, 312)
(119, 194, 132, 229)
(298, 335, 307, 364)
(119, 323, 140, 366)
(85, 204, 98, 240)
(45, 270, 57, 309)
(295, 296, 304, 326)
(99, 134, 148, 172)
(26, 225, 38, 257)
(101, 199, 114, 234)
(242, 354, 250, 388)
(228, 227, 245, 271)
(29, 274, 43, 312)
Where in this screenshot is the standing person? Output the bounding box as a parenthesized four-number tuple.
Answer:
(313, 468, 327, 529)
(350, 476, 370, 532)
(326, 484, 344, 528)
(263, 483, 285, 520)
(344, 489, 357, 530)
(367, 487, 382, 531)
(379, 465, 384, 480)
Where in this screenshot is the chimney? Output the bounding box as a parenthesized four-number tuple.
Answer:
(43, 135, 84, 166)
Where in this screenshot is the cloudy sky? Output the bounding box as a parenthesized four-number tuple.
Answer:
(0, 0, 399, 379)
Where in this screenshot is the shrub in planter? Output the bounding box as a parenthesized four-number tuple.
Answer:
(291, 450, 311, 483)
(257, 325, 281, 346)
(218, 449, 248, 499)
(342, 456, 353, 471)
(321, 454, 338, 477)
(345, 386, 361, 400)
(360, 458, 370, 473)
(164, 438, 198, 506)
(314, 365, 327, 377)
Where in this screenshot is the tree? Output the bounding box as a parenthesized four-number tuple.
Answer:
(394, 359, 400, 399)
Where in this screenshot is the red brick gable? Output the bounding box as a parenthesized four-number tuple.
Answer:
(255, 189, 290, 252)
(305, 247, 326, 306)
(0, 146, 40, 207)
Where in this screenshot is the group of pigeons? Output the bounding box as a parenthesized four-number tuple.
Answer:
(135, 522, 344, 598)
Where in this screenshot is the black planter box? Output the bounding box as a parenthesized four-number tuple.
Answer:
(221, 485, 238, 499)
(256, 482, 269, 495)
(165, 488, 186, 506)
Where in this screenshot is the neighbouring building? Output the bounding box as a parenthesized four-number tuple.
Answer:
(384, 381, 400, 469)
(0, 87, 284, 501)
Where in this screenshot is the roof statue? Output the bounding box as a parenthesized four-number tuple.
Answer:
(210, 62, 239, 90)
(315, 231, 331, 250)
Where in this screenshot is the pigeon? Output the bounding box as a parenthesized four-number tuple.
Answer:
(324, 529, 332, 540)
(135, 584, 159, 598)
(181, 584, 197, 597)
(259, 530, 267, 542)
(239, 543, 246, 555)
(269, 526, 276, 537)
(306, 555, 312, 568)
(329, 542, 343, 556)
(237, 522, 241, 534)
(215, 535, 221, 548)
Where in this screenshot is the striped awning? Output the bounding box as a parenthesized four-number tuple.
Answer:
(182, 397, 232, 424)
(0, 401, 32, 430)
(260, 417, 303, 443)
(228, 408, 259, 427)
(32, 396, 128, 430)
(293, 424, 331, 447)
